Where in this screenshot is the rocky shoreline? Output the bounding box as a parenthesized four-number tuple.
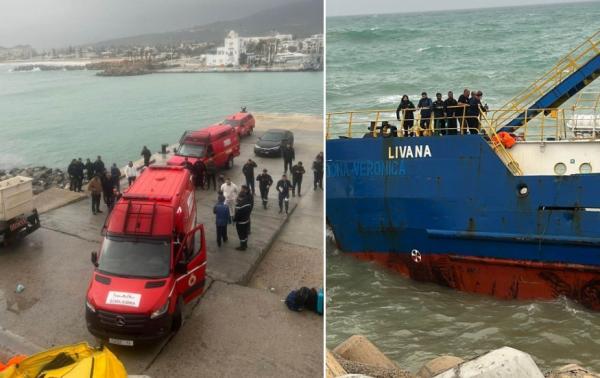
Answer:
(0, 167, 71, 195)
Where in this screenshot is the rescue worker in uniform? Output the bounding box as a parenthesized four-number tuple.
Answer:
(93, 156, 105, 176)
(68, 159, 77, 191)
(432, 92, 446, 135)
(205, 158, 217, 191)
(417, 92, 433, 134)
(276, 174, 293, 214)
(444, 91, 459, 135)
(193, 159, 206, 189)
(457, 88, 471, 133)
(85, 158, 94, 181)
(291, 161, 306, 197)
(75, 158, 85, 192)
(141, 146, 152, 167)
(281, 143, 295, 174)
(233, 186, 253, 251)
(110, 163, 121, 192)
(213, 194, 230, 247)
(242, 159, 258, 195)
(256, 169, 273, 209)
(313, 152, 324, 190)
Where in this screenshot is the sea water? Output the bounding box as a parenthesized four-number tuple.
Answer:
(0, 68, 322, 170)
(326, 2, 600, 373)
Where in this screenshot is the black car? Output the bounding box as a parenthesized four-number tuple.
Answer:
(254, 129, 294, 156)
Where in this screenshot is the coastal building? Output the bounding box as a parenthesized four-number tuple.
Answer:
(205, 31, 246, 67)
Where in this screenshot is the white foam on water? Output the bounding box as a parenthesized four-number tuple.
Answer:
(377, 94, 402, 104)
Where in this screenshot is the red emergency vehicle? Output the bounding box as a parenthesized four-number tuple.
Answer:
(222, 108, 255, 137)
(167, 124, 240, 169)
(85, 166, 206, 346)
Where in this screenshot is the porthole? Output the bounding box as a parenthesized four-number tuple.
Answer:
(579, 163, 592, 174)
(517, 183, 529, 197)
(554, 162, 567, 176)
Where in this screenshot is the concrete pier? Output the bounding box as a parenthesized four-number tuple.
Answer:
(0, 113, 323, 377)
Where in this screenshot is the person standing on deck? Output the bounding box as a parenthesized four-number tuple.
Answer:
(282, 143, 295, 174)
(444, 91, 459, 135)
(140, 146, 152, 167)
(457, 88, 471, 133)
(233, 186, 253, 251)
(467, 90, 488, 134)
(125, 161, 137, 187)
(242, 159, 258, 195)
(213, 194, 230, 247)
(276, 174, 293, 214)
(417, 92, 433, 134)
(313, 152, 324, 190)
(291, 161, 306, 197)
(220, 177, 239, 221)
(396, 95, 415, 137)
(256, 169, 273, 209)
(432, 93, 446, 135)
(205, 158, 217, 191)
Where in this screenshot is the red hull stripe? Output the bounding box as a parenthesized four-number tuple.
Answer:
(348, 252, 600, 311)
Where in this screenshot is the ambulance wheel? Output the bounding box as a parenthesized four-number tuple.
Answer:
(172, 298, 184, 332)
(226, 156, 234, 170)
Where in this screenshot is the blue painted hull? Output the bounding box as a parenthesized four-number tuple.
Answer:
(326, 135, 600, 308)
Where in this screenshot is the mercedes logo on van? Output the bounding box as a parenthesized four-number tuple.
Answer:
(115, 316, 126, 327)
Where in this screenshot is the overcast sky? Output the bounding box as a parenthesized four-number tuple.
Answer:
(327, 0, 596, 17)
(0, 0, 303, 49)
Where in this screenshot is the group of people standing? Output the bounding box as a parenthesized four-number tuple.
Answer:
(213, 151, 324, 252)
(394, 88, 489, 137)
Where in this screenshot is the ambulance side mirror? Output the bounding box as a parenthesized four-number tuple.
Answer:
(91, 251, 98, 267)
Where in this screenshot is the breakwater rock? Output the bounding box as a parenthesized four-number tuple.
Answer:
(12, 64, 84, 72)
(0, 167, 69, 195)
(326, 335, 600, 378)
(94, 61, 171, 76)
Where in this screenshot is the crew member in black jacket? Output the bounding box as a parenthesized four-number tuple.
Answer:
(281, 143, 295, 174)
(291, 161, 306, 197)
(233, 186, 253, 251)
(242, 159, 258, 195)
(444, 91, 459, 135)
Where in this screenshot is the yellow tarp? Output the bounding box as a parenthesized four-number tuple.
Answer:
(0, 342, 126, 378)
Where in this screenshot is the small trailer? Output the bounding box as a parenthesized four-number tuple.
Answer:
(0, 176, 40, 246)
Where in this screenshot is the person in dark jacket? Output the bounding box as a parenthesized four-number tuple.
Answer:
(276, 174, 293, 214)
(313, 152, 323, 190)
(141, 146, 152, 167)
(444, 91, 459, 135)
(256, 169, 273, 209)
(67, 159, 77, 191)
(457, 88, 471, 133)
(233, 186, 253, 251)
(396, 95, 415, 137)
(193, 159, 206, 189)
(213, 194, 230, 247)
(74, 158, 85, 192)
(182, 157, 194, 175)
(417, 92, 433, 134)
(432, 92, 446, 135)
(467, 90, 488, 134)
(291, 161, 306, 197)
(242, 159, 258, 195)
(93, 156, 105, 176)
(101, 172, 116, 211)
(110, 163, 121, 192)
(87, 173, 103, 214)
(85, 158, 94, 181)
(281, 143, 295, 174)
(205, 158, 217, 191)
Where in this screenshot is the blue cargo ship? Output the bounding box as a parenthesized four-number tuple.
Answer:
(326, 31, 600, 310)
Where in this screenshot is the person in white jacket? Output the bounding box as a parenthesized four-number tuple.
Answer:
(220, 177, 239, 220)
(124, 161, 137, 187)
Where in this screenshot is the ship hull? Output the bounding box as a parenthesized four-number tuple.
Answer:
(327, 135, 600, 310)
